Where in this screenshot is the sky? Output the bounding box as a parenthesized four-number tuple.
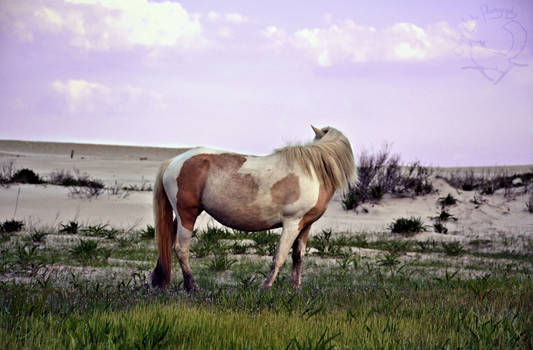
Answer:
(0, 0, 532, 166)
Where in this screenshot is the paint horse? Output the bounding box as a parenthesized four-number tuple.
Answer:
(151, 126, 355, 291)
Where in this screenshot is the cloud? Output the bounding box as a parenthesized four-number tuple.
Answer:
(51, 79, 161, 113)
(262, 19, 462, 65)
(0, 0, 209, 51)
(260, 26, 287, 48)
(205, 11, 249, 24)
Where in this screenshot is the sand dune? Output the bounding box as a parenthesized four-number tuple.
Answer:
(1, 140, 531, 244)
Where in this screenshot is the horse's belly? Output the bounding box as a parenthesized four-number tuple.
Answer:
(203, 201, 282, 231)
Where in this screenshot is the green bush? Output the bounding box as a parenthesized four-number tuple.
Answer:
(59, 220, 79, 234)
(11, 168, 43, 184)
(139, 225, 155, 240)
(0, 219, 24, 233)
(389, 217, 427, 236)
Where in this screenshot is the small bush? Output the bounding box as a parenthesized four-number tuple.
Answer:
(208, 253, 237, 272)
(433, 209, 457, 222)
(231, 242, 248, 255)
(59, 220, 79, 234)
(251, 230, 279, 256)
(139, 225, 155, 240)
(30, 230, 48, 243)
(309, 229, 337, 256)
(81, 224, 119, 239)
(438, 194, 457, 207)
(0, 219, 24, 233)
(17, 244, 39, 264)
(68, 180, 105, 199)
(191, 227, 231, 258)
(389, 217, 427, 235)
(441, 241, 464, 256)
(70, 239, 100, 262)
(377, 252, 401, 267)
(433, 222, 448, 234)
(11, 168, 43, 184)
(342, 191, 361, 210)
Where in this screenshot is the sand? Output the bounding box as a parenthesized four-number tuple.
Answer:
(1, 140, 531, 244)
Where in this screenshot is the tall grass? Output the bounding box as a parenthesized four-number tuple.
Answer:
(0, 270, 531, 349)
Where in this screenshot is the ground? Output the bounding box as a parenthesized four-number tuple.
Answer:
(0, 141, 532, 349)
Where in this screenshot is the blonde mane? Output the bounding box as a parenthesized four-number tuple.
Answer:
(275, 127, 356, 192)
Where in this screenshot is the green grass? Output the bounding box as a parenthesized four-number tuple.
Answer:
(1, 269, 531, 349)
(2, 224, 533, 349)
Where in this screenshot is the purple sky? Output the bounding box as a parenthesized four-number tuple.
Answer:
(1, 0, 532, 166)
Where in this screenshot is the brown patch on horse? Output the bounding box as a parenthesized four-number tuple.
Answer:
(176, 153, 270, 231)
(205, 153, 273, 230)
(209, 153, 259, 204)
(298, 185, 332, 231)
(176, 154, 211, 231)
(270, 173, 300, 205)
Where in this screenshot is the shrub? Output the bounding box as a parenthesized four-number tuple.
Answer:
(191, 227, 231, 258)
(433, 222, 448, 234)
(433, 209, 457, 222)
(207, 247, 237, 272)
(251, 230, 279, 256)
(70, 239, 100, 262)
(389, 217, 427, 236)
(438, 194, 457, 207)
(30, 230, 48, 243)
(68, 179, 105, 199)
(377, 252, 400, 267)
(139, 225, 155, 240)
(231, 242, 248, 255)
(16, 244, 39, 264)
(81, 224, 119, 239)
(11, 168, 43, 184)
(59, 221, 79, 234)
(49, 169, 104, 188)
(441, 241, 464, 256)
(309, 229, 337, 256)
(343, 145, 433, 210)
(0, 219, 24, 233)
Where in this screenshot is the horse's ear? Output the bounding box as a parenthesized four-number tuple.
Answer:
(311, 125, 325, 138)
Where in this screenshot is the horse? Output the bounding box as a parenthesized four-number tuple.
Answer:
(151, 126, 355, 291)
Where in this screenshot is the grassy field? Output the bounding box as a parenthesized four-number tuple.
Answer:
(1, 222, 532, 349)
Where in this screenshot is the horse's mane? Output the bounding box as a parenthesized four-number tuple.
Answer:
(275, 127, 356, 192)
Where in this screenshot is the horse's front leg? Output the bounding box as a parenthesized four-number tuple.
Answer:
(260, 221, 300, 289)
(290, 225, 312, 288)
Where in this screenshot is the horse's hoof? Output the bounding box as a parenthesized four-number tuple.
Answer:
(184, 280, 200, 293)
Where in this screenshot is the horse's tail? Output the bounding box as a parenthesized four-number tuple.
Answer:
(151, 160, 173, 288)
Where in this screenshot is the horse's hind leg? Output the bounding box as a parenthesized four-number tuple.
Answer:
(290, 224, 311, 289)
(260, 221, 300, 289)
(173, 219, 199, 292)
